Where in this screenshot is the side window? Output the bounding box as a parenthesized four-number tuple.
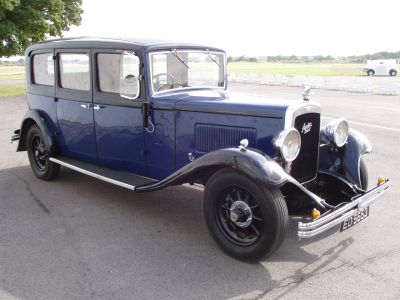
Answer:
(33, 53, 54, 85)
(59, 53, 90, 91)
(97, 52, 140, 99)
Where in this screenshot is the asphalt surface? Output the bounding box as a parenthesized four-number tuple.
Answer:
(0, 84, 399, 300)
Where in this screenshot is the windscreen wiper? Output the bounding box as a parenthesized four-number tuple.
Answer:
(205, 49, 221, 68)
(171, 49, 190, 69)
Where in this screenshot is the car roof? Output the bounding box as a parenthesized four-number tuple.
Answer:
(29, 36, 225, 53)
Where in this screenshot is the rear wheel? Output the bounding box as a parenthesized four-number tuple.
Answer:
(203, 169, 288, 262)
(27, 125, 60, 181)
(360, 158, 369, 190)
(390, 70, 397, 76)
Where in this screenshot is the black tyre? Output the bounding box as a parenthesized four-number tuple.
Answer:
(360, 158, 369, 190)
(203, 169, 288, 262)
(389, 70, 397, 76)
(27, 125, 60, 181)
(367, 70, 374, 76)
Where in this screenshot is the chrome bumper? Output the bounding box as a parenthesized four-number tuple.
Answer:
(10, 129, 20, 144)
(298, 179, 390, 238)
(10, 134, 19, 144)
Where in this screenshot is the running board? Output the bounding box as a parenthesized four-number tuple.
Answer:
(50, 156, 158, 191)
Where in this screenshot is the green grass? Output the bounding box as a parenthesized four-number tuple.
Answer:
(0, 83, 26, 97)
(0, 75, 25, 80)
(0, 66, 25, 80)
(227, 62, 366, 77)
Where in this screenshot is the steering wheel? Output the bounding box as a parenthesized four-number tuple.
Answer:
(152, 73, 174, 91)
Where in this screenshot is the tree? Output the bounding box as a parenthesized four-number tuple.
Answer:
(0, 0, 83, 57)
(249, 57, 258, 62)
(325, 55, 335, 61)
(290, 55, 300, 61)
(227, 56, 235, 63)
(238, 55, 246, 62)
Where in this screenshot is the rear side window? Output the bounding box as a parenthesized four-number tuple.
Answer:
(33, 53, 54, 85)
(59, 53, 90, 90)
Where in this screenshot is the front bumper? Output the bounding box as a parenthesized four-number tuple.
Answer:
(10, 129, 20, 144)
(298, 179, 390, 238)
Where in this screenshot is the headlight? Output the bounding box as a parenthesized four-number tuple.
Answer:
(323, 118, 349, 147)
(272, 128, 301, 162)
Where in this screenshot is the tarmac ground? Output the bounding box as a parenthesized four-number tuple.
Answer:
(0, 83, 399, 299)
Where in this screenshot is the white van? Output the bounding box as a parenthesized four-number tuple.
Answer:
(363, 59, 398, 76)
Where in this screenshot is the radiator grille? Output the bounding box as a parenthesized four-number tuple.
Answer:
(195, 124, 256, 153)
(291, 113, 320, 183)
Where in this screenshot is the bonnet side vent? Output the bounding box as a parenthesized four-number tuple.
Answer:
(195, 124, 256, 153)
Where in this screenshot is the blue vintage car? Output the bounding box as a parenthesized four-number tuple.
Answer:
(11, 37, 390, 261)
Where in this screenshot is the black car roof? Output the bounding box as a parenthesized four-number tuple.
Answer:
(28, 36, 225, 53)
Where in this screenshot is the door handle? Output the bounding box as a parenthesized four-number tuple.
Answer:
(81, 104, 91, 109)
(94, 105, 101, 111)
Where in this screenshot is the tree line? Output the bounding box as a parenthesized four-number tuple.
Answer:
(228, 51, 399, 63)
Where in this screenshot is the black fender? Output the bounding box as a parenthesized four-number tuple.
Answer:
(16, 110, 60, 156)
(343, 129, 372, 188)
(319, 128, 371, 189)
(135, 147, 326, 210)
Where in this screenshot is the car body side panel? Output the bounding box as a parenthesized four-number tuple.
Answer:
(94, 104, 148, 177)
(57, 99, 98, 165)
(175, 110, 285, 171)
(144, 109, 175, 180)
(26, 94, 58, 131)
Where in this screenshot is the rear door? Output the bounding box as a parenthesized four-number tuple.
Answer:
(55, 49, 98, 165)
(92, 49, 148, 177)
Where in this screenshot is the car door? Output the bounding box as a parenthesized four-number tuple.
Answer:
(92, 49, 148, 177)
(55, 49, 98, 165)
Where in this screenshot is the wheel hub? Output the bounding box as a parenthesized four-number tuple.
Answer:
(230, 201, 252, 228)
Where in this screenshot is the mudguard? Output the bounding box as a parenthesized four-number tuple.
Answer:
(319, 128, 371, 189)
(343, 129, 372, 188)
(16, 110, 60, 156)
(136, 147, 326, 209)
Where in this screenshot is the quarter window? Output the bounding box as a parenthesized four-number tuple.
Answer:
(59, 53, 90, 91)
(33, 53, 54, 86)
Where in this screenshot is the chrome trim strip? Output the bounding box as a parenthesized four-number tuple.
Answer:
(50, 157, 141, 191)
(284, 100, 321, 129)
(298, 179, 390, 238)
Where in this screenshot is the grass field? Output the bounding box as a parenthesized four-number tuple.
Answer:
(0, 66, 25, 81)
(0, 83, 26, 97)
(227, 62, 366, 77)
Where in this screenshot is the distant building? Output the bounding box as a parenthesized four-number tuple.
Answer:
(301, 56, 314, 61)
(258, 56, 268, 60)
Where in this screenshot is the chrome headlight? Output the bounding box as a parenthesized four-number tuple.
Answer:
(272, 128, 301, 162)
(323, 118, 349, 147)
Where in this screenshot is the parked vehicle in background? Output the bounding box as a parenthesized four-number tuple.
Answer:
(10, 37, 391, 262)
(363, 59, 398, 76)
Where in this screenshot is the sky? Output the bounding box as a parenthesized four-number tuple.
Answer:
(4, 0, 400, 59)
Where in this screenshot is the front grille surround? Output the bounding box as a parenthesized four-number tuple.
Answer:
(284, 101, 322, 183)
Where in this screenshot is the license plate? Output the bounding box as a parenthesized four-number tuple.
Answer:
(340, 206, 370, 232)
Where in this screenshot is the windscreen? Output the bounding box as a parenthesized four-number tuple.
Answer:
(150, 50, 225, 93)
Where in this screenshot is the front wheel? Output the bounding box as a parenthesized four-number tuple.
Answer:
(203, 169, 288, 262)
(360, 158, 369, 190)
(27, 125, 60, 181)
(367, 70, 375, 76)
(390, 70, 397, 76)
